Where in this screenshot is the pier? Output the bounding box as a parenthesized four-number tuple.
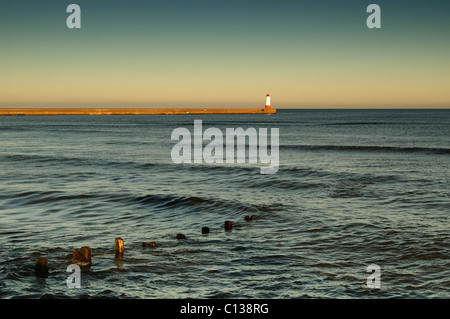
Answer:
(0, 108, 276, 116)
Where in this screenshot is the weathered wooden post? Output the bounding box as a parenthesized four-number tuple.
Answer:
(35, 257, 49, 278)
(224, 220, 233, 230)
(73, 246, 91, 266)
(115, 237, 124, 255)
(176, 233, 186, 239)
(142, 241, 158, 247)
(202, 227, 210, 234)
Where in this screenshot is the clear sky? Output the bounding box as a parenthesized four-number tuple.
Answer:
(1, 0, 449, 108)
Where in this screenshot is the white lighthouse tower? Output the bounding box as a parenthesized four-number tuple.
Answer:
(265, 94, 271, 110)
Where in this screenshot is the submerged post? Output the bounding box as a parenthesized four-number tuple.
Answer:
(143, 241, 158, 247)
(35, 257, 49, 278)
(224, 220, 233, 231)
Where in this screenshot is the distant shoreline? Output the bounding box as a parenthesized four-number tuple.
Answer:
(0, 108, 276, 116)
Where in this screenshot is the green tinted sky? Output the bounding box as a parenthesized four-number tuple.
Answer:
(1, 0, 449, 108)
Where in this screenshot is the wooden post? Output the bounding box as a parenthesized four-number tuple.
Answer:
(244, 215, 254, 221)
(73, 246, 91, 266)
(142, 241, 157, 247)
(224, 221, 233, 230)
(176, 233, 186, 239)
(80, 247, 91, 261)
(115, 237, 124, 255)
(202, 227, 210, 234)
(35, 257, 48, 278)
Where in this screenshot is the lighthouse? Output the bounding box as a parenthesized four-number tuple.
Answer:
(265, 94, 271, 110)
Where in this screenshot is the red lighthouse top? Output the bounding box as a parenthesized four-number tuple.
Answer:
(266, 94, 270, 96)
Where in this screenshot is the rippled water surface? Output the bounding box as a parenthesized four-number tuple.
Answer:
(0, 109, 449, 298)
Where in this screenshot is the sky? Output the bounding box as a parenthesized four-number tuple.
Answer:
(0, 0, 449, 109)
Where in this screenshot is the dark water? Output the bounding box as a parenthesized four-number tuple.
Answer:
(0, 109, 449, 299)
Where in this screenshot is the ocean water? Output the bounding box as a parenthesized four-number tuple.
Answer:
(0, 109, 448, 299)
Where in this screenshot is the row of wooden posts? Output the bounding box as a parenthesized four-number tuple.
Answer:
(35, 216, 255, 277)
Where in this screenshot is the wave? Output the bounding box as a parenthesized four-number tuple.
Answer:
(0, 154, 162, 171)
(282, 144, 450, 155)
(319, 122, 442, 126)
(1, 189, 257, 214)
(0, 154, 262, 173)
(132, 193, 260, 215)
(0, 190, 104, 206)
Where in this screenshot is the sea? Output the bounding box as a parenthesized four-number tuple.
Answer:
(0, 109, 449, 299)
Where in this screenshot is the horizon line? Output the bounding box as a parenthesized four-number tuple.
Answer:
(1, 106, 449, 110)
